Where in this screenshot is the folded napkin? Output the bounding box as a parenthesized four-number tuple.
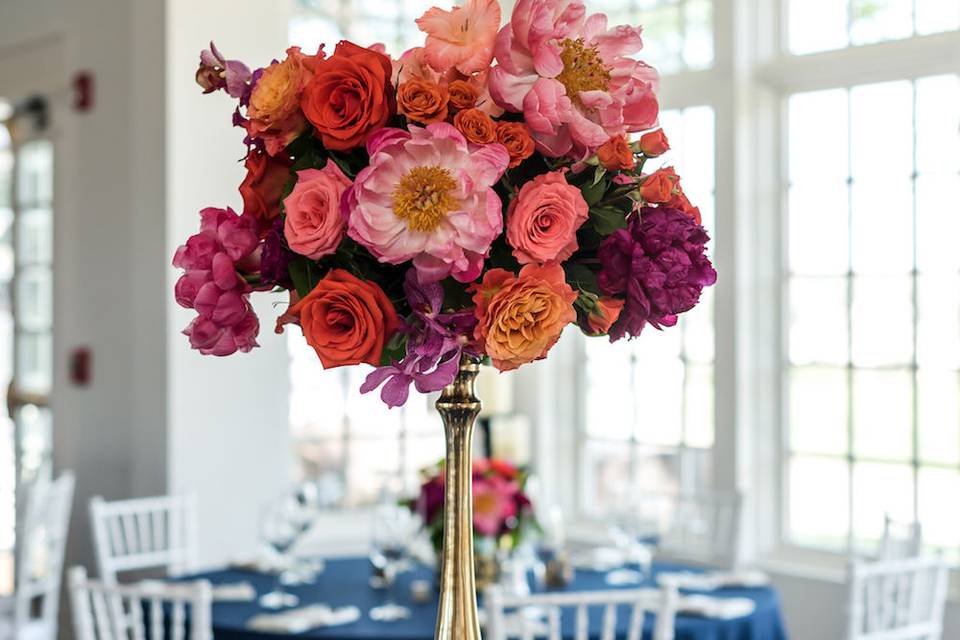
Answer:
(570, 547, 627, 572)
(211, 582, 257, 602)
(247, 605, 361, 633)
(657, 569, 770, 591)
(679, 595, 756, 620)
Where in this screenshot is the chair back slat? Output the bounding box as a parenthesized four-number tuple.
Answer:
(847, 555, 949, 640)
(626, 603, 643, 640)
(601, 603, 616, 640)
(90, 494, 198, 584)
(547, 607, 561, 640)
(575, 604, 588, 640)
(68, 566, 212, 640)
(879, 515, 923, 561)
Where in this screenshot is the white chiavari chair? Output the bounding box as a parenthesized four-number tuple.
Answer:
(0, 470, 75, 640)
(89, 494, 198, 585)
(846, 555, 949, 640)
(636, 491, 742, 569)
(484, 584, 679, 640)
(68, 566, 212, 640)
(878, 514, 923, 561)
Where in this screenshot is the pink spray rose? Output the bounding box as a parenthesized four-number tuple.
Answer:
(489, 0, 660, 159)
(506, 169, 589, 265)
(283, 162, 352, 259)
(343, 123, 509, 283)
(173, 207, 261, 356)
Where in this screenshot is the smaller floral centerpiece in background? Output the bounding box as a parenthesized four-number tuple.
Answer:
(410, 458, 537, 563)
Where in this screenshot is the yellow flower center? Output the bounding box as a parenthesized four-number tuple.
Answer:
(392, 165, 458, 232)
(556, 38, 611, 100)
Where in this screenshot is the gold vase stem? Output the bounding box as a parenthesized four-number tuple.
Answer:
(434, 355, 482, 640)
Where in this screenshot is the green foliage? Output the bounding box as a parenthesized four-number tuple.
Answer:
(441, 277, 475, 311)
(563, 262, 600, 295)
(589, 204, 629, 235)
(288, 256, 323, 299)
(379, 331, 408, 366)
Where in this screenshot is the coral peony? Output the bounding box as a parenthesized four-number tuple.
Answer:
(246, 46, 320, 155)
(473, 474, 519, 536)
(301, 41, 395, 151)
(344, 123, 509, 283)
(471, 262, 577, 371)
(287, 269, 400, 368)
(283, 162, 352, 259)
(489, 0, 660, 159)
(597, 206, 716, 340)
(506, 169, 589, 264)
(416, 0, 501, 75)
(239, 150, 292, 225)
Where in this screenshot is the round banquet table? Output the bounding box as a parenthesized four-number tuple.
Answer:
(185, 557, 788, 640)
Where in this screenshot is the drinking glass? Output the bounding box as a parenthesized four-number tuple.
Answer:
(258, 503, 301, 609)
(368, 502, 418, 622)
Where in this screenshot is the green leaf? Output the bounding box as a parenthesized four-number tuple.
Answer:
(591, 164, 606, 187)
(580, 177, 607, 206)
(379, 331, 408, 366)
(563, 263, 600, 295)
(288, 257, 323, 299)
(441, 278, 474, 311)
(590, 204, 628, 235)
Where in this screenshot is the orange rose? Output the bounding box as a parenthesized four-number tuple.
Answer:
(246, 46, 320, 155)
(288, 269, 399, 368)
(639, 129, 670, 157)
(666, 190, 702, 225)
(638, 167, 680, 203)
(448, 79, 479, 111)
(453, 108, 497, 144)
(471, 263, 577, 371)
(495, 122, 535, 168)
(301, 41, 395, 151)
(239, 150, 292, 225)
(576, 294, 625, 336)
(596, 135, 636, 171)
(397, 79, 449, 124)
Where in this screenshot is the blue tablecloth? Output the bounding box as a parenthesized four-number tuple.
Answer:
(186, 557, 788, 640)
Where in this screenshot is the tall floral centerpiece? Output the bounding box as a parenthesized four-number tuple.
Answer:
(175, 0, 716, 636)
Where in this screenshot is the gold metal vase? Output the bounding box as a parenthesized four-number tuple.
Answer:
(434, 354, 482, 640)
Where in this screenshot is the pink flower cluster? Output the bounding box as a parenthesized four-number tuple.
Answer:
(173, 207, 261, 356)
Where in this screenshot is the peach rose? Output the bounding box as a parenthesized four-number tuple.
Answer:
(283, 162, 352, 259)
(448, 79, 479, 111)
(495, 122, 534, 168)
(246, 46, 319, 155)
(506, 170, 589, 265)
(289, 269, 399, 368)
(239, 150, 292, 225)
(301, 41, 395, 151)
(471, 263, 577, 371)
(397, 79, 449, 124)
(453, 108, 497, 144)
(639, 129, 670, 157)
(596, 135, 636, 171)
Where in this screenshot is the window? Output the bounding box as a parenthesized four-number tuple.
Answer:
(785, 75, 960, 557)
(289, 0, 435, 54)
(789, 0, 960, 54)
(580, 106, 716, 514)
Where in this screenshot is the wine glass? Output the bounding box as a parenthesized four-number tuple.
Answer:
(258, 503, 301, 609)
(368, 502, 418, 622)
(279, 483, 324, 586)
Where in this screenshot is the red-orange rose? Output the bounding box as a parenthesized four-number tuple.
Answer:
(453, 108, 497, 144)
(239, 150, 292, 225)
(577, 295, 625, 336)
(495, 122, 535, 168)
(301, 41, 395, 151)
(639, 129, 670, 157)
(596, 135, 636, 171)
(638, 167, 681, 203)
(288, 269, 399, 368)
(447, 79, 479, 111)
(397, 79, 449, 124)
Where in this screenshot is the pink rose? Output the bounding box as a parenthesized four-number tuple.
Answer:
(283, 163, 352, 259)
(506, 170, 589, 265)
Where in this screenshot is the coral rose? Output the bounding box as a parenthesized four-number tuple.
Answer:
(301, 41, 395, 151)
(239, 150, 292, 225)
(288, 269, 400, 368)
(471, 263, 577, 371)
(453, 108, 497, 144)
(246, 46, 320, 155)
(596, 135, 636, 171)
(495, 122, 535, 168)
(639, 129, 670, 156)
(448, 79, 479, 110)
(416, 0, 501, 75)
(283, 162, 352, 259)
(506, 170, 589, 265)
(397, 79, 449, 124)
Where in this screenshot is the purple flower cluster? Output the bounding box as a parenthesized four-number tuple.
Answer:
(259, 215, 295, 289)
(598, 206, 717, 341)
(361, 269, 478, 408)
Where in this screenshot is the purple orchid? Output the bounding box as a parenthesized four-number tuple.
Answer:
(196, 42, 251, 99)
(361, 269, 478, 408)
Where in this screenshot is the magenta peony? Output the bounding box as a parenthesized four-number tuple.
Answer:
(173, 207, 261, 356)
(597, 206, 716, 341)
(489, 0, 660, 159)
(343, 123, 509, 283)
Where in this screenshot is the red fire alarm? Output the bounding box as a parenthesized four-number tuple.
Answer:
(69, 347, 91, 386)
(72, 72, 94, 112)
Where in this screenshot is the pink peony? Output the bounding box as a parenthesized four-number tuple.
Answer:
(489, 0, 660, 159)
(472, 475, 520, 537)
(343, 123, 509, 283)
(283, 163, 351, 259)
(506, 169, 589, 264)
(173, 207, 261, 356)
